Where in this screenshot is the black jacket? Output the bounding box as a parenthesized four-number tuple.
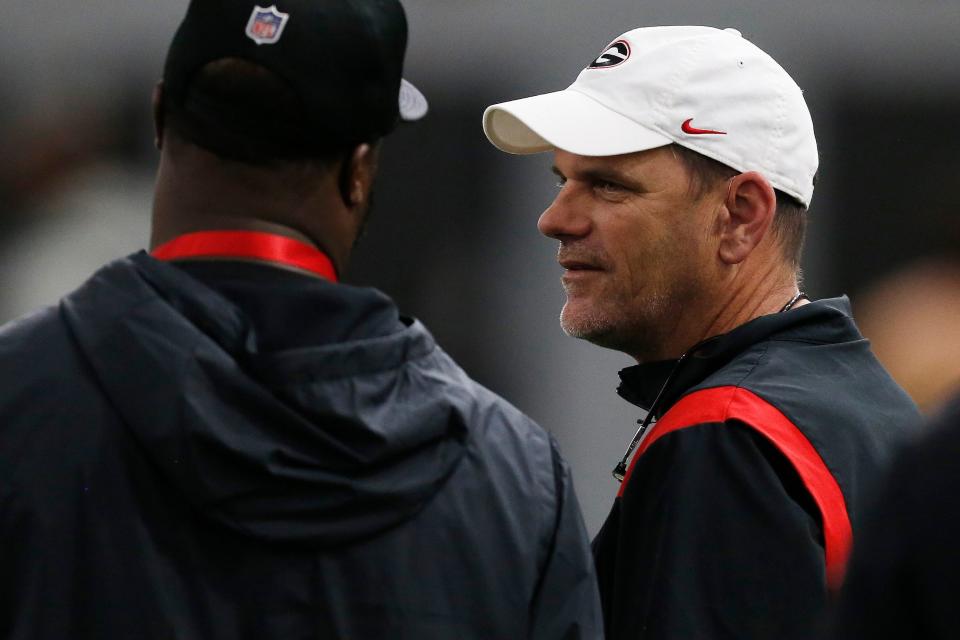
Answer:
(592, 297, 919, 640)
(833, 393, 960, 639)
(0, 253, 602, 639)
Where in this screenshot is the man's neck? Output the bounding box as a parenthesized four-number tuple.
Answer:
(149, 146, 348, 271)
(636, 263, 801, 363)
(700, 275, 802, 346)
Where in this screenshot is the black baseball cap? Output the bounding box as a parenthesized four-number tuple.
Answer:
(162, 0, 428, 148)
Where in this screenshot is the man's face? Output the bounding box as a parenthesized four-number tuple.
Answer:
(540, 147, 722, 361)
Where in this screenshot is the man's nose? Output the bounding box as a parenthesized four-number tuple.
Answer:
(537, 190, 591, 240)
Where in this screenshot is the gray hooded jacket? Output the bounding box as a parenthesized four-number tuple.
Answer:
(0, 253, 601, 639)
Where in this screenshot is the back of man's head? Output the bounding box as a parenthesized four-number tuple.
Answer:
(163, 57, 343, 167)
(158, 0, 428, 169)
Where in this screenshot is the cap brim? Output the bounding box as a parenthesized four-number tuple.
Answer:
(399, 78, 428, 122)
(483, 89, 671, 156)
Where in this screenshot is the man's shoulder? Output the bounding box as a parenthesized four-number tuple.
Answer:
(0, 301, 105, 414)
(679, 327, 920, 530)
(695, 329, 919, 427)
(444, 361, 555, 464)
(0, 304, 78, 379)
(0, 303, 112, 481)
(686, 331, 919, 470)
(429, 349, 561, 493)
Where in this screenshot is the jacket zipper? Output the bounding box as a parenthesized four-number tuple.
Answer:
(612, 351, 688, 481)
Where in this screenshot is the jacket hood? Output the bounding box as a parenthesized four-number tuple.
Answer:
(61, 253, 470, 547)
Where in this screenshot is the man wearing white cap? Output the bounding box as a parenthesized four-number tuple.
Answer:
(484, 26, 918, 639)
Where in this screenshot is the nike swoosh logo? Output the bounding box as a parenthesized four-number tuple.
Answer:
(681, 118, 727, 135)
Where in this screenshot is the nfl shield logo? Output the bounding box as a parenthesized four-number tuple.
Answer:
(245, 5, 290, 46)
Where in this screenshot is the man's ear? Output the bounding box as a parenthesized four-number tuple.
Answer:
(339, 142, 380, 210)
(152, 81, 165, 151)
(717, 171, 777, 265)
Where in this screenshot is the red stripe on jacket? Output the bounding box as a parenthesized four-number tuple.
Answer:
(617, 385, 852, 589)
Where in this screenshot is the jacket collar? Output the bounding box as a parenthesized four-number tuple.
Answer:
(617, 296, 859, 415)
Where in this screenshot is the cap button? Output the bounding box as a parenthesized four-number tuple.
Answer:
(724, 28, 742, 37)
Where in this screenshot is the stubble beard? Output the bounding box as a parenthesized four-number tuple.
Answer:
(559, 276, 699, 361)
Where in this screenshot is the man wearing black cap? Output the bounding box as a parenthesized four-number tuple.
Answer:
(0, 2, 602, 638)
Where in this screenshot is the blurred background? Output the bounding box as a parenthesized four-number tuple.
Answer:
(2, 0, 959, 535)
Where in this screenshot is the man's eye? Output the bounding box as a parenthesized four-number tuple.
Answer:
(555, 176, 567, 189)
(595, 180, 624, 194)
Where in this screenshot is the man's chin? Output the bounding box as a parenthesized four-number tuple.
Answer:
(560, 306, 614, 344)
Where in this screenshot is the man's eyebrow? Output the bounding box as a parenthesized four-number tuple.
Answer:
(582, 168, 625, 183)
(551, 164, 643, 189)
(552, 165, 623, 180)
(582, 166, 643, 189)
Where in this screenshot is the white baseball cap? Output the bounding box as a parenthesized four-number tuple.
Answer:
(483, 26, 818, 206)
